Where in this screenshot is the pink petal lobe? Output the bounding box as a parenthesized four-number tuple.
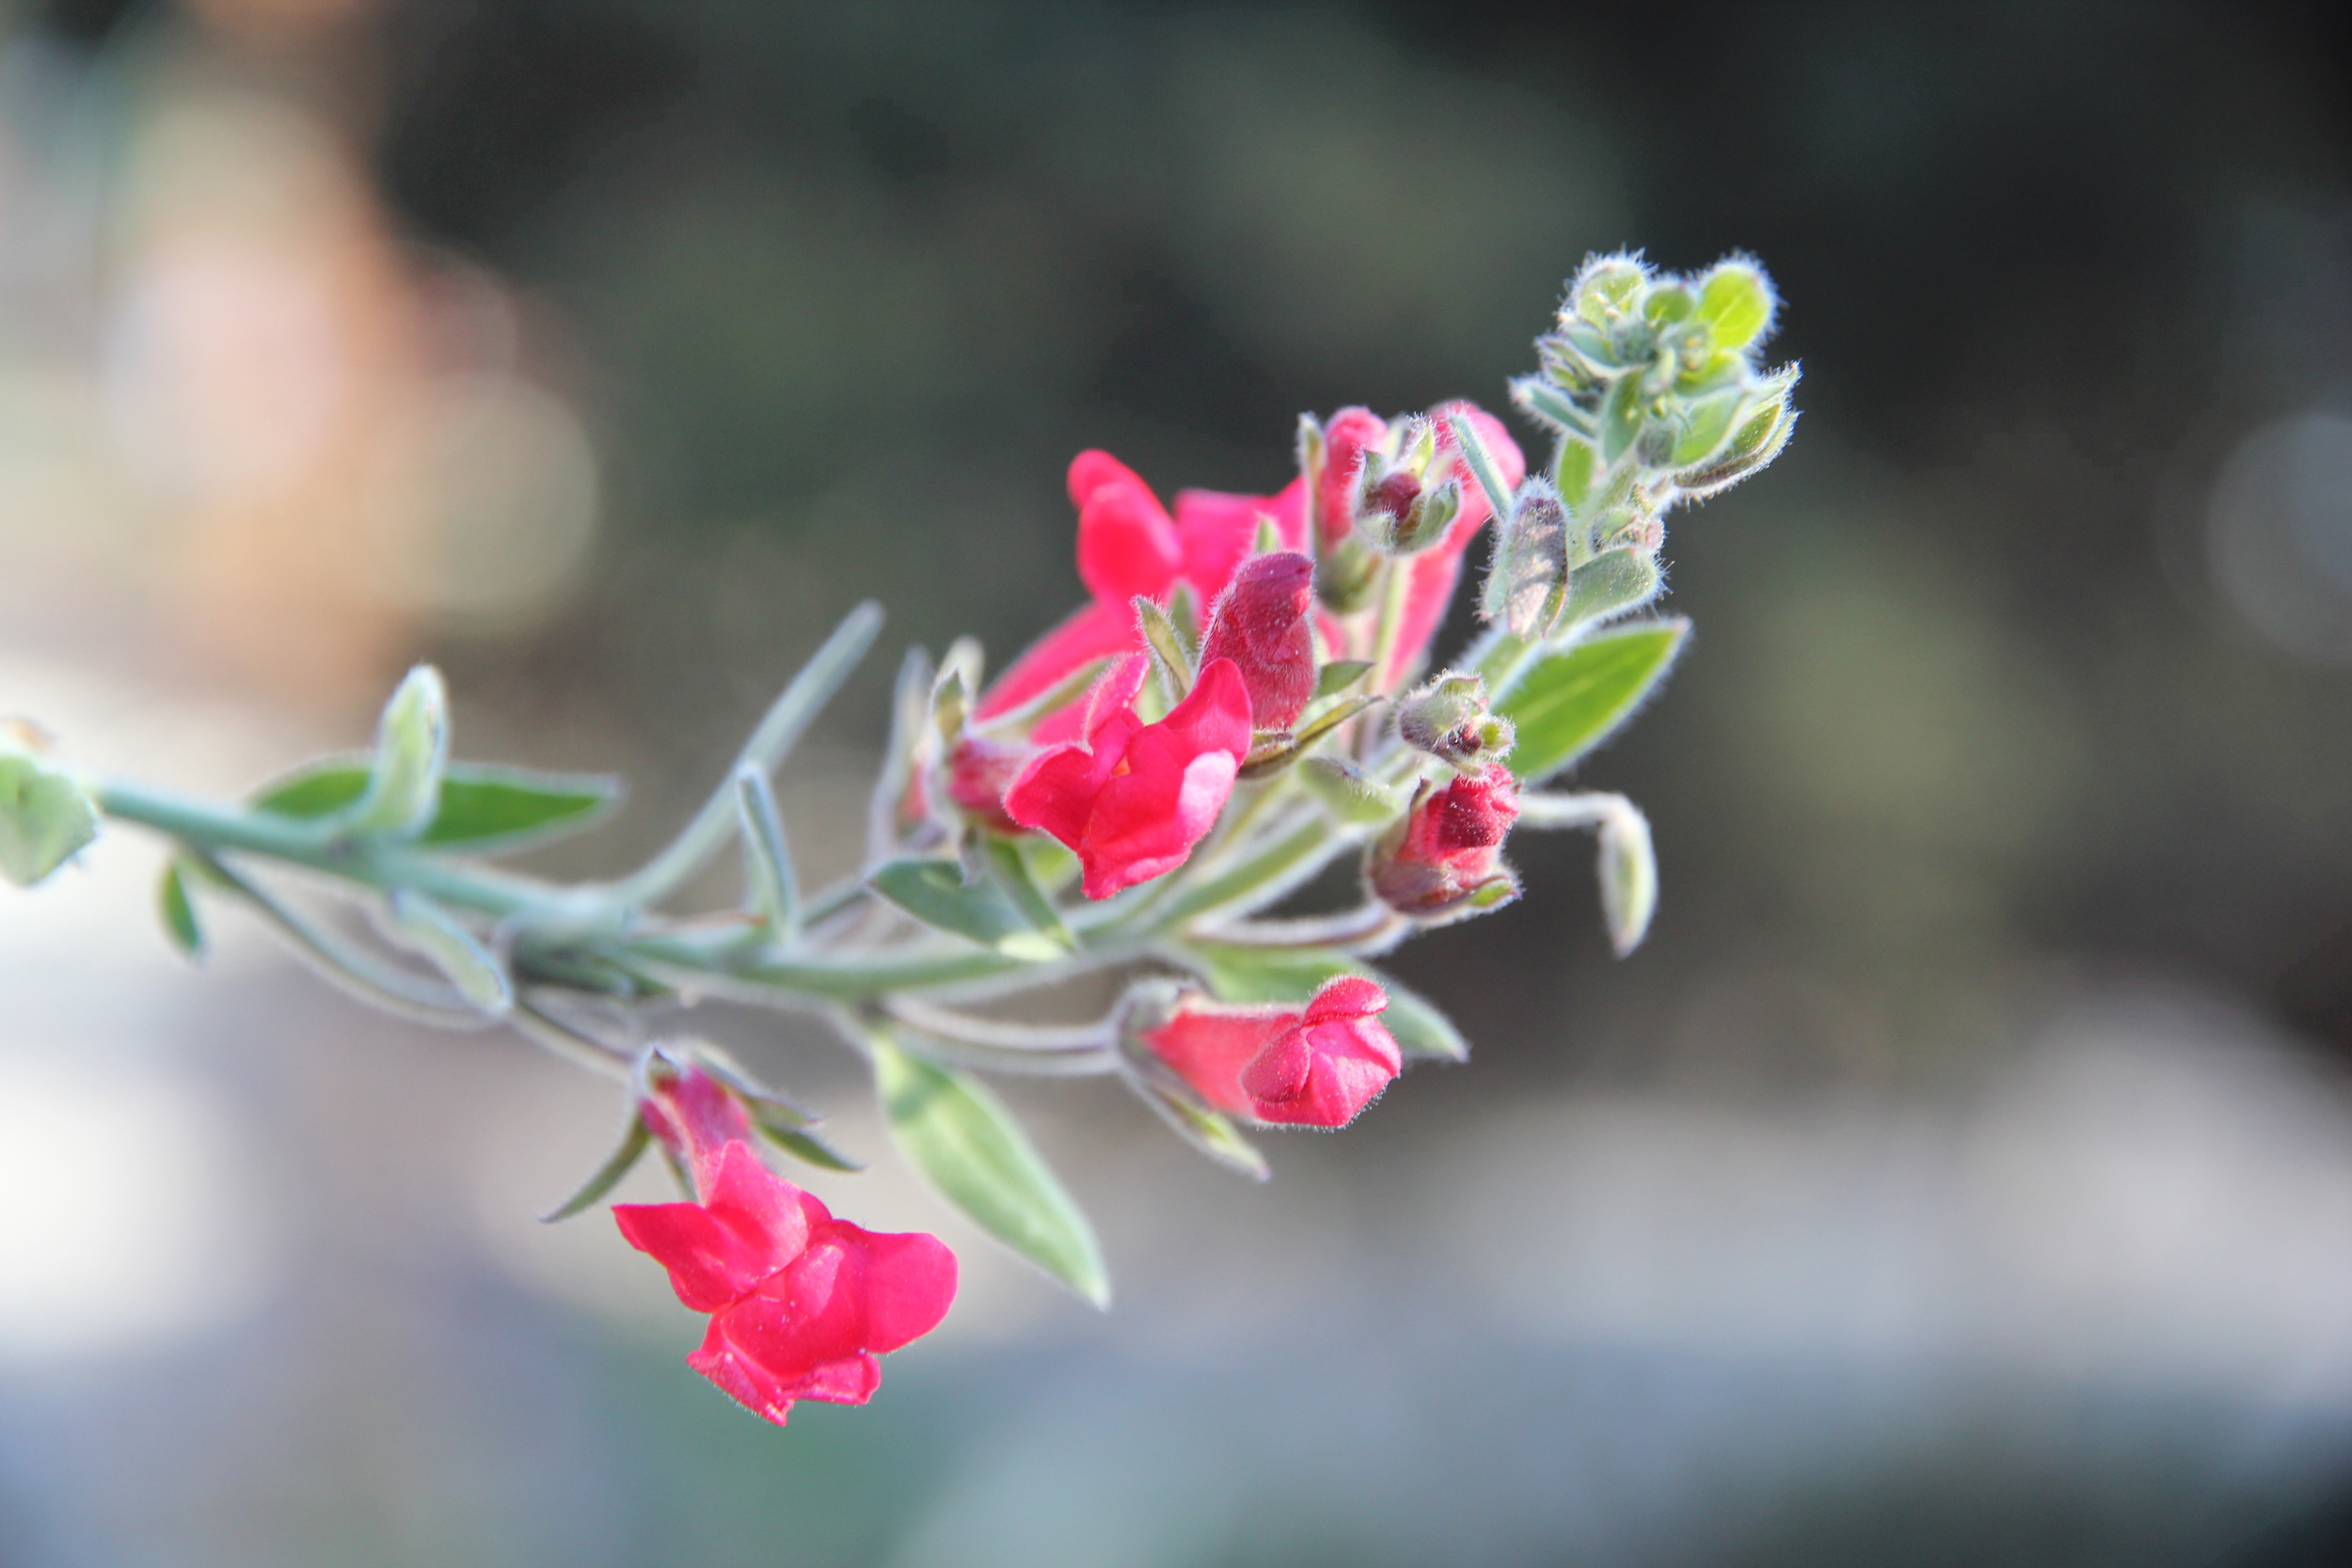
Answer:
(613, 1201, 762, 1312)
(1004, 730, 1127, 849)
(1304, 974, 1388, 1024)
(1075, 465, 1184, 605)
(834, 1227, 960, 1353)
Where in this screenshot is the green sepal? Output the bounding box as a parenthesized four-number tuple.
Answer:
(0, 751, 99, 888)
(1128, 1071, 1267, 1180)
(1236, 694, 1381, 781)
(871, 1031, 1109, 1306)
(691, 1044, 864, 1172)
(1177, 942, 1469, 1062)
(1497, 619, 1688, 783)
(159, 860, 205, 961)
(867, 857, 1064, 961)
(540, 1113, 652, 1222)
(251, 758, 620, 853)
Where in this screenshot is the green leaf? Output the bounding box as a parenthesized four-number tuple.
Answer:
(867, 858, 1062, 961)
(733, 768, 799, 938)
(159, 860, 204, 961)
(1696, 260, 1775, 354)
(253, 759, 620, 852)
(386, 891, 513, 1014)
(1601, 375, 1645, 467)
(1180, 942, 1468, 1062)
(1498, 619, 1689, 783)
(1312, 659, 1375, 700)
(871, 1032, 1108, 1305)
(420, 767, 620, 850)
(1554, 436, 1597, 514)
(347, 666, 449, 838)
(1553, 548, 1662, 640)
(1669, 386, 1746, 467)
(541, 1113, 652, 1222)
(0, 752, 98, 888)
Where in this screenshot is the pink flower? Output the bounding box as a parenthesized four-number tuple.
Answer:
(615, 1144, 957, 1426)
(1001, 657, 1254, 898)
(1199, 552, 1316, 729)
(1369, 766, 1522, 919)
(613, 1061, 957, 1426)
(975, 452, 1305, 729)
(1143, 974, 1403, 1128)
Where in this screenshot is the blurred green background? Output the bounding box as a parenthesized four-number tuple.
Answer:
(7, 1, 2352, 1563)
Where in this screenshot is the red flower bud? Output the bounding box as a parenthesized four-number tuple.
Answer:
(945, 736, 1029, 832)
(1199, 552, 1316, 729)
(1314, 407, 1389, 550)
(1143, 974, 1403, 1128)
(615, 1143, 957, 1427)
(1002, 657, 1254, 898)
(1369, 766, 1522, 919)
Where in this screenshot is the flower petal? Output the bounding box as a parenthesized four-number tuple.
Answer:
(1073, 454, 1184, 604)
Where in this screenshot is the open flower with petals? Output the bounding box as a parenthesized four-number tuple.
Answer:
(616, 1144, 957, 1426)
(974, 452, 1305, 737)
(1142, 974, 1403, 1128)
(1002, 657, 1253, 898)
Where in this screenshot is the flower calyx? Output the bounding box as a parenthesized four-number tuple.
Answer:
(1395, 672, 1515, 776)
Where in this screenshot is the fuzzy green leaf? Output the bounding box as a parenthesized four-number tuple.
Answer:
(1696, 261, 1774, 353)
(1498, 619, 1688, 783)
(867, 858, 1062, 961)
(252, 759, 620, 852)
(871, 1033, 1108, 1305)
(159, 860, 204, 961)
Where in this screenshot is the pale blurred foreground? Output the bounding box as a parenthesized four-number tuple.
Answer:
(6, 648, 2350, 1567)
